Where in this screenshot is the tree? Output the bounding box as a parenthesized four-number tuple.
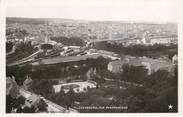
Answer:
(144, 70, 170, 94)
(22, 106, 36, 113)
(21, 29, 29, 37)
(121, 64, 148, 83)
(6, 95, 13, 113)
(50, 36, 85, 46)
(93, 74, 105, 88)
(37, 99, 48, 112)
(144, 87, 178, 112)
(64, 88, 75, 110)
(6, 42, 14, 53)
(53, 88, 65, 106)
(41, 44, 53, 50)
(16, 96, 26, 105)
(30, 79, 58, 97)
(142, 69, 178, 112)
(94, 42, 177, 58)
(122, 96, 143, 112)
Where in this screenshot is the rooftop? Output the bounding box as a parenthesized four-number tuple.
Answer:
(31, 54, 104, 65)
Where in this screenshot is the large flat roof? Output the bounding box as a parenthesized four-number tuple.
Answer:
(31, 54, 104, 66)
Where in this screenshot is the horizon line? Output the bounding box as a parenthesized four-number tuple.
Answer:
(6, 16, 177, 24)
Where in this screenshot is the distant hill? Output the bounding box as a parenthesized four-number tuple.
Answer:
(6, 17, 47, 24)
(6, 17, 89, 24)
(6, 17, 177, 25)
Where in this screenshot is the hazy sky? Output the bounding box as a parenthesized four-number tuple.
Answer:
(5, 0, 180, 22)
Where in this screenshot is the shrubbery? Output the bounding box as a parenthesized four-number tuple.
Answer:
(51, 36, 85, 46)
(94, 42, 177, 57)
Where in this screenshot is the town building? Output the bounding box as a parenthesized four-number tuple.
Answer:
(19, 88, 78, 113)
(108, 56, 175, 75)
(141, 31, 177, 45)
(53, 81, 97, 93)
(172, 54, 178, 65)
(6, 76, 20, 98)
(150, 36, 177, 45)
(108, 60, 124, 73)
(23, 75, 33, 90)
(142, 31, 151, 44)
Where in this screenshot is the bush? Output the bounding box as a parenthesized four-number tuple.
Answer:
(50, 36, 85, 46)
(121, 64, 148, 83)
(94, 42, 177, 57)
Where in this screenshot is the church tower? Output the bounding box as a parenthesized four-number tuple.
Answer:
(142, 31, 150, 44)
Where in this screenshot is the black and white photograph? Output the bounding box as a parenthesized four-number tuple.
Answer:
(2, 0, 182, 115)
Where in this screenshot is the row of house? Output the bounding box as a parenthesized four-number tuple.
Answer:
(118, 32, 177, 46)
(108, 55, 177, 75)
(142, 31, 178, 45)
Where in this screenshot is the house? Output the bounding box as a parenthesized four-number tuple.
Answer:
(139, 57, 175, 75)
(172, 54, 178, 65)
(108, 60, 124, 73)
(25, 94, 41, 108)
(108, 56, 175, 75)
(53, 81, 97, 93)
(150, 35, 178, 45)
(6, 76, 19, 98)
(23, 75, 33, 90)
(19, 89, 41, 108)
